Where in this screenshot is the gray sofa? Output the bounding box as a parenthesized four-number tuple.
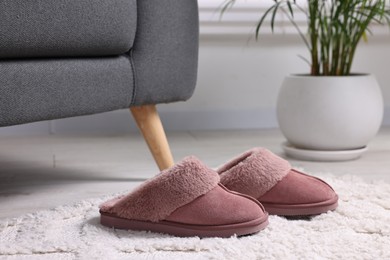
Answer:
(0, 0, 199, 170)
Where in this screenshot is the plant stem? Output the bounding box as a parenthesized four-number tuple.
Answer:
(223, 0, 390, 76)
(309, 0, 320, 75)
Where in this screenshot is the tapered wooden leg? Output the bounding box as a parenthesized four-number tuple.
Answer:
(130, 105, 174, 171)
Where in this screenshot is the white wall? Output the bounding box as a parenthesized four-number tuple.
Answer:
(1, 33, 390, 135)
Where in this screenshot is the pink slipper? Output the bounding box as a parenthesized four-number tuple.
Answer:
(217, 148, 338, 216)
(100, 156, 268, 237)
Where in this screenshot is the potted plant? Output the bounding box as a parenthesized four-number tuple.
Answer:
(222, 0, 390, 160)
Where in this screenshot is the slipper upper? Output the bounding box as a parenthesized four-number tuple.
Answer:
(259, 169, 337, 204)
(165, 184, 266, 225)
(217, 148, 291, 199)
(100, 156, 220, 222)
(217, 148, 338, 214)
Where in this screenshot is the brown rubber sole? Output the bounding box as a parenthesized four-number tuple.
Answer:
(261, 195, 339, 216)
(100, 211, 269, 238)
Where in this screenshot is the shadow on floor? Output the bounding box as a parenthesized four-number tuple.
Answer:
(0, 152, 149, 192)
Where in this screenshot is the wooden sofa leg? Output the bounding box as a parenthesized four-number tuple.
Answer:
(130, 105, 174, 171)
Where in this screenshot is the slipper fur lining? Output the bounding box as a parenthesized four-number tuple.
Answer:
(218, 148, 291, 199)
(100, 156, 220, 222)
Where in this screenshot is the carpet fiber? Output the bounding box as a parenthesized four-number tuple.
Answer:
(0, 175, 389, 260)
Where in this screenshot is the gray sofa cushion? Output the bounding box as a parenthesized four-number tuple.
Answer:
(0, 56, 134, 126)
(0, 0, 137, 58)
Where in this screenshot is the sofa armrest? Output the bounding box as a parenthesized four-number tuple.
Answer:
(131, 0, 199, 106)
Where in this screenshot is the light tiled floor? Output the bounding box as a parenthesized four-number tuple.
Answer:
(0, 128, 389, 219)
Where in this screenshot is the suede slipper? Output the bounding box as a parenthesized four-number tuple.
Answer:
(100, 156, 268, 237)
(217, 148, 338, 216)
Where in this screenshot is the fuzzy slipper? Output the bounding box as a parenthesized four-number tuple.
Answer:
(100, 156, 268, 237)
(217, 148, 338, 216)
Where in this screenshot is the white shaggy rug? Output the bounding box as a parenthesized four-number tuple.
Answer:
(0, 175, 389, 260)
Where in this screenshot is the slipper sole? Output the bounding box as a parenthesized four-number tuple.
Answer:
(100, 211, 269, 238)
(261, 195, 338, 216)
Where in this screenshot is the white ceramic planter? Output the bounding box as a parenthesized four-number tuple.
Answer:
(277, 74, 383, 151)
